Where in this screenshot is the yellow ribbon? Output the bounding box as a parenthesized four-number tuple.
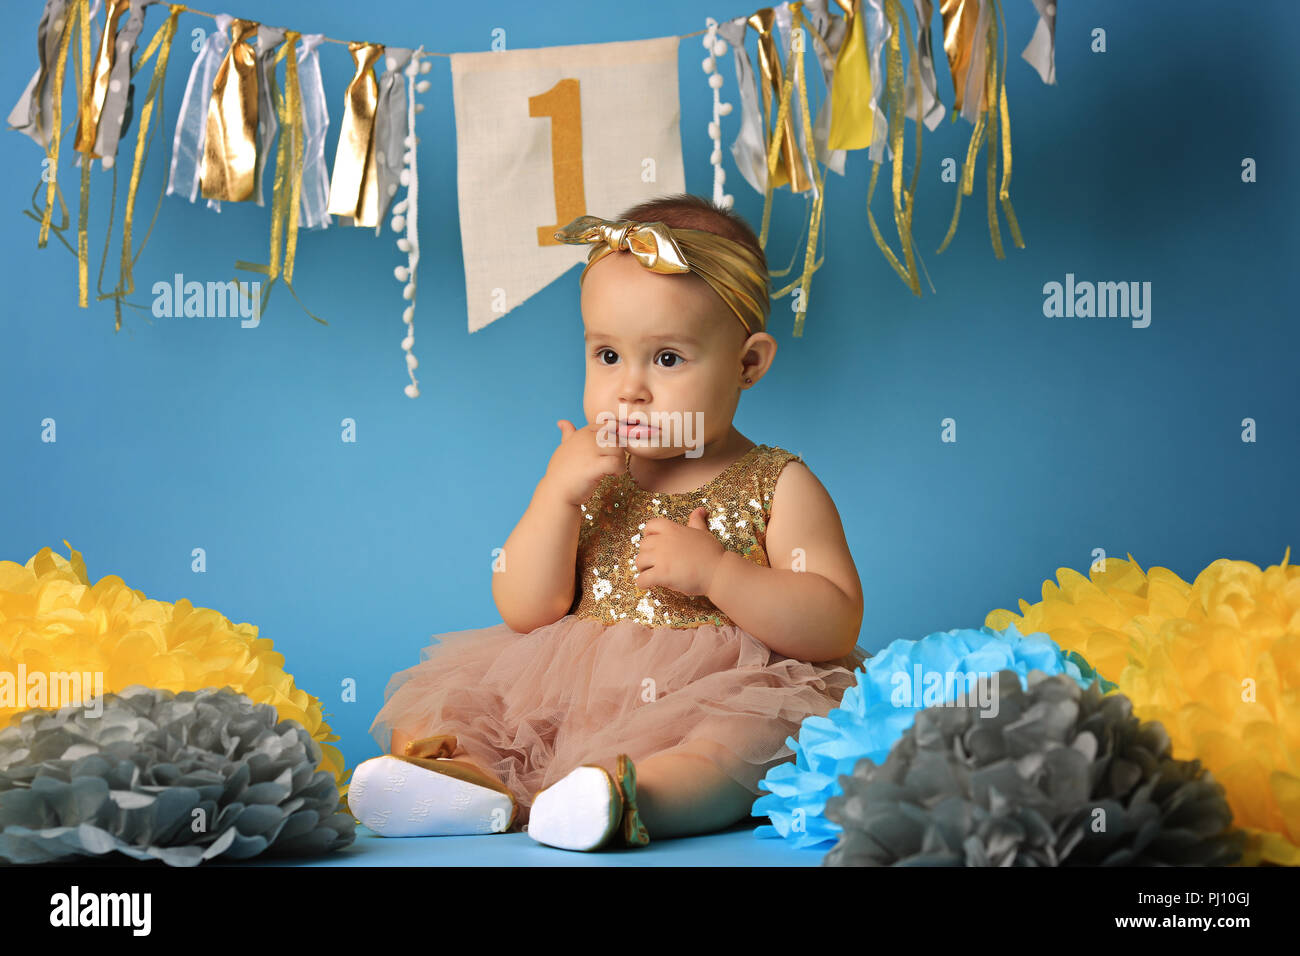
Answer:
(936, 0, 1024, 258)
(827, 0, 874, 151)
(553, 215, 770, 337)
(200, 18, 259, 202)
(100, 5, 181, 331)
(865, 0, 924, 297)
(235, 30, 325, 324)
(327, 41, 384, 227)
(73, 0, 91, 305)
(73, 0, 128, 157)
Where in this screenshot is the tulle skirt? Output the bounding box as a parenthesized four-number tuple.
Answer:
(369, 614, 868, 828)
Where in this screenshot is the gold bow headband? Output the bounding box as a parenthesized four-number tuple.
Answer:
(552, 215, 769, 336)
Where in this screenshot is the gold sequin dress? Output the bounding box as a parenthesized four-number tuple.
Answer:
(369, 444, 868, 828)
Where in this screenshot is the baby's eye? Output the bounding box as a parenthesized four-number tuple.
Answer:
(656, 352, 683, 368)
(595, 348, 619, 365)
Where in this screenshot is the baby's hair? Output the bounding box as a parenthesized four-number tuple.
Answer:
(617, 193, 769, 284)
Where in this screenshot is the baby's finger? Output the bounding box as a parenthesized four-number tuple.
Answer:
(640, 517, 673, 536)
(556, 420, 576, 440)
(633, 543, 654, 572)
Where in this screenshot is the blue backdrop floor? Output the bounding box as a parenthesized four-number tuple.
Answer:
(236, 818, 829, 867)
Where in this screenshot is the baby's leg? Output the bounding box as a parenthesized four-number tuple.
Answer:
(628, 743, 757, 840)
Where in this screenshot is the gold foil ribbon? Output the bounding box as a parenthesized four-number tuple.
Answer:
(939, 0, 978, 114)
(73, 0, 129, 156)
(327, 41, 384, 227)
(749, 8, 808, 195)
(865, 0, 924, 296)
(236, 30, 325, 323)
(827, 0, 874, 150)
(200, 18, 259, 202)
(102, 5, 181, 331)
(936, 0, 1024, 257)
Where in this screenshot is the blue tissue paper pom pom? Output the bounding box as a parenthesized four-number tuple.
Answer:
(751, 622, 1116, 849)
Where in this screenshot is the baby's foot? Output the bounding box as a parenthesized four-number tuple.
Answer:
(347, 754, 516, 837)
(527, 754, 650, 851)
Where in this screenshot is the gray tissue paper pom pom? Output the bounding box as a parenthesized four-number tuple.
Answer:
(0, 685, 356, 866)
(823, 670, 1245, 866)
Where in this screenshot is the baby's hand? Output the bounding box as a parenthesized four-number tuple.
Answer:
(544, 420, 627, 507)
(634, 507, 726, 597)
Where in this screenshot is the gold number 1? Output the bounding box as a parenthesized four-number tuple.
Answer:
(530, 78, 586, 247)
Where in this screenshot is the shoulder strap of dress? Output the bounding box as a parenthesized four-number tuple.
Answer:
(751, 446, 804, 510)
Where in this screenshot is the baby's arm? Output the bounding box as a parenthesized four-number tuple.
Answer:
(491, 473, 581, 633)
(706, 461, 864, 662)
(492, 422, 623, 632)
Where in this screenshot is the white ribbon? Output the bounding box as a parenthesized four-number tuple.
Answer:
(904, 0, 947, 130)
(296, 34, 331, 230)
(251, 25, 285, 207)
(1021, 0, 1057, 85)
(801, 0, 847, 178)
(717, 17, 767, 195)
(166, 12, 231, 204)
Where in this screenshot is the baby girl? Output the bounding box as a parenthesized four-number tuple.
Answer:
(351, 193, 868, 851)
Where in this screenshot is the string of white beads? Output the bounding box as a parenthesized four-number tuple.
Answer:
(392, 49, 430, 399)
(702, 18, 734, 210)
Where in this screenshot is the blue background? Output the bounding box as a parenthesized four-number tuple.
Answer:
(2, 0, 1295, 777)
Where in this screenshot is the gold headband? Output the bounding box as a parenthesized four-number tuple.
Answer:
(552, 215, 769, 336)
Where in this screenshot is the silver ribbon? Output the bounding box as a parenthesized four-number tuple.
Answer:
(717, 16, 767, 195)
(166, 12, 231, 204)
(8, 0, 71, 149)
(372, 47, 413, 234)
(90, 0, 159, 162)
(251, 25, 285, 206)
(863, 0, 892, 163)
(296, 33, 331, 229)
(801, 0, 847, 178)
(11, 0, 101, 153)
(904, 0, 946, 131)
(1021, 0, 1057, 85)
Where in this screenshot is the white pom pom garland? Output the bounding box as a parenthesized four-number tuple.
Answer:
(702, 18, 734, 209)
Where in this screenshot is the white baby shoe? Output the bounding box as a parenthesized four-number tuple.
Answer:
(347, 754, 516, 837)
(527, 753, 650, 851)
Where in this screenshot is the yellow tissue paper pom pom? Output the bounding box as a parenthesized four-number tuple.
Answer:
(0, 541, 347, 795)
(986, 547, 1300, 867)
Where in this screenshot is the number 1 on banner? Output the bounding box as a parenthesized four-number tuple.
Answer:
(530, 78, 586, 247)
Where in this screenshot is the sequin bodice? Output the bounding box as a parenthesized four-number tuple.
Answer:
(569, 444, 802, 629)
